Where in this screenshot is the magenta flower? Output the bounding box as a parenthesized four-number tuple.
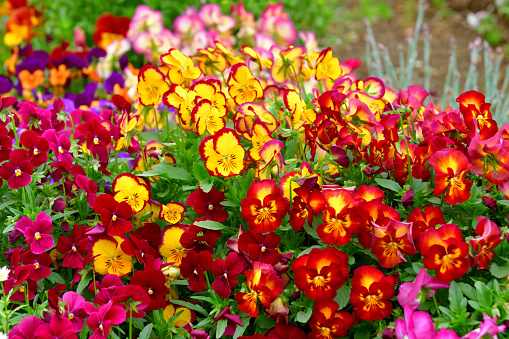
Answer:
(113, 285, 151, 318)
(398, 268, 449, 310)
(14, 211, 54, 254)
(8, 315, 44, 339)
(76, 174, 98, 206)
(0, 148, 33, 189)
(463, 313, 506, 339)
(22, 251, 52, 281)
(436, 329, 460, 339)
(86, 303, 126, 339)
(42, 129, 74, 162)
(395, 306, 436, 339)
(34, 316, 77, 339)
(0, 125, 12, 162)
(61, 291, 89, 333)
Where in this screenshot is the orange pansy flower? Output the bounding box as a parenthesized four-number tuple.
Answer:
(92, 235, 133, 277)
(18, 69, 45, 90)
(159, 202, 186, 224)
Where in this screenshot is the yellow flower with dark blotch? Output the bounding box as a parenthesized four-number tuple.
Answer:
(271, 46, 305, 83)
(199, 128, 246, 177)
(163, 84, 198, 132)
(159, 225, 188, 266)
(137, 65, 169, 106)
(159, 202, 186, 224)
(227, 64, 263, 105)
(112, 173, 151, 212)
(191, 99, 225, 136)
(92, 236, 132, 277)
(160, 48, 201, 85)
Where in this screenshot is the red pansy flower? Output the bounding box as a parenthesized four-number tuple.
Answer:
(56, 224, 90, 269)
(469, 216, 502, 269)
(309, 300, 353, 339)
(92, 194, 134, 236)
(371, 219, 416, 268)
(130, 269, 169, 312)
(0, 148, 33, 189)
(179, 249, 213, 292)
(186, 185, 228, 222)
(20, 129, 49, 167)
(288, 186, 326, 231)
(211, 252, 244, 298)
(238, 230, 280, 265)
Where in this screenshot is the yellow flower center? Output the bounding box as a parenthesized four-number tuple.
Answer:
(35, 232, 41, 240)
(33, 148, 39, 156)
(361, 293, 384, 310)
(15, 169, 22, 177)
(208, 204, 214, 210)
(20, 286, 25, 293)
(93, 137, 99, 145)
(261, 246, 266, 252)
(148, 288, 153, 295)
(99, 324, 104, 331)
(112, 215, 117, 221)
(34, 262, 39, 270)
(58, 146, 64, 153)
(312, 275, 327, 288)
(72, 245, 77, 252)
(69, 313, 74, 320)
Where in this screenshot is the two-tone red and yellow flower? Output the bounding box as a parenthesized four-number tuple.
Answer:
(467, 134, 509, 186)
(371, 219, 416, 268)
(350, 266, 395, 321)
(279, 161, 321, 202)
(419, 223, 470, 282)
(429, 148, 473, 205)
(289, 186, 326, 231)
(240, 179, 289, 233)
(315, 47, 343, 89)
(309, 300, 353, 339)
(227, 64, 263, 105)
(357, 199, 400, 249)
(92, 236, 133, 277)
(137, 65, 169, 106)
(160, 49, 201, 85)
(271, 46, 305, 83)
(317, 188, 360, 246)
(470, 217, 502, 269)
(112, 173, 151, 213)
(292, 247, 349, 301)
(406, 206, 445, 246)
(235, 261, 284, 317)
(199, 128, 246, 177)
(159, 225, 188, 266)
(159, 202, 186, 224)
(456, 90, 498, 140)
(283, 89, 316, 125)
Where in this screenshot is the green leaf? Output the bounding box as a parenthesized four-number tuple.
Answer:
(194, 220, 225, 230)
(233, 318, 249, 339)
(51, 210, 78, 221)
(138, 323, 153, 339)
(448, 281, 464, 312)
(490, 261, 509, 279)
(334, 284, 352, 310)
(241, 168, 255, 193)
(139, 131, 160, 142)
(216, 319, 228, 338)
(168, 280, 188, 286)
(220, 200, 238, 207)
(496, 200, 509, 207)
(139, 163, 191, 182)
(193, 162, 210, 182)
(295, 307, 312, 323)
(47, 272, 65, 284)
(199, 178, 214, 193)
(475, 281, 493, 309)
(255, 314, 276, 329)
(169, 299, 208, 316)
(76, 273, 92, 295)
(0, 200, 15, 210)
(190, 296, 216, 304)
(374, 178, 402, 192)
(3, 223, 14, 234)
(458, 282, 477, 301)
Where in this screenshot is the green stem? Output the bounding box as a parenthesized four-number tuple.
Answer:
(129, 309, 133, 339)
(2, 282, 8, 333)
(432, 292, 442, 317)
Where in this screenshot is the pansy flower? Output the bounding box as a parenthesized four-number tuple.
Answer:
(419, 224, 470, 282)
(227, 63, 263, 105)
(350, 266, 395, 321)
(9, 315, 45, 339)
(92, 194, 134, 236)
(309, 300, 353, 339)
(469, 216, 502, 269)
(41, 129, 74, 162)
(240, 179, 289, 233)
(406, 205, 445, 246)
(199, 128, 246, 177)
(130, 268, 169, 312)
(289, 186, 326, 231)
(159, 202, 186, 224)
(357, 200, 400, 249)
(92, 235, 133, 277)
(14, 211, 54, 254)
(137, 65, 170, 106)
(371, 219, 416, 268)
(19, 129, 49, 167)
(179, 249, 213, 292)
(22, 251, 52, 281)
(163, 302, 195, 328)
(211, 252, 244, 298)
(456, 90, 498, 140)
(159, 225, 188, 266)
(86, 302, 126, 339)
(160, 48, 201, 85)
(0, 148, 33, 189)
(292, 247, 349, 301)
(186, 185, 228, 222)
(180, 221, 222, 254)
(270, 46, 305, 83)
(113, 285, 151, 318)
(238, 230, 280, 265)
(56, 224, 90, 269)
(112, 173, 151, 212)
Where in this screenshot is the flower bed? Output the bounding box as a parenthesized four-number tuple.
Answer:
(1, 2, 509, 339)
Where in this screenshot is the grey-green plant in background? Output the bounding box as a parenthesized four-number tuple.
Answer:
(365, 0, 509, 124)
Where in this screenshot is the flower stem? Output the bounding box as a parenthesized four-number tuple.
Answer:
(129, 309, 133, 339)
(432, 293, 442, 317)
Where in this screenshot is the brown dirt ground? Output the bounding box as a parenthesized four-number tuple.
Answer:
(328, 0, 508, 101)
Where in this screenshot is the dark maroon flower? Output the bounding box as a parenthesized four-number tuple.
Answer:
(20, 129, 49, 167)
(267, 323, 306, 339)
(180, 221, 222, 254)
(52, 197, 66, 212)
(76, 174, 98, 206)
(4, 277, 38, 302)
(0, 148, 33, 189)
(186, 186, 229, 222)
(238, 230, 280, 265)
(0, 125, 12, 162)
(14, 211, 54, 254)
(76, 117, 111, 163)
(130, 269, 169, 312)
(22, 251, 52, 281)
(8, 315, 45, 339)
(180, 250, 213, 292)
(92, 194, 133, 236)
(211, 252, 244, 298)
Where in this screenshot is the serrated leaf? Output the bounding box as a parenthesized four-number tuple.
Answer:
(374, 178, 402, 192)
(199, 179, 214, 193)
(194, 220, 225, 230)
(170, 299, 208, 316)
(138, 323, 153, 339)
(334, 284, 351, 310)
(216, 319, 228, 338)
(47, 272, 65, 284)
(490, 261, 509, 279)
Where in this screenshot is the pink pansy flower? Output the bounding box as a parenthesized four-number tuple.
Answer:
(60, 291, 89, 333)
(462, 313, 506, 339)
(436, 329, 460, 339)
(0, 148, 33, 189)
(398, 268, 449, 310)
(173, 7, 205, 37)
(86, 302, 126, 339)
(14, 211, 54, 254)
(42, 129, 74, 162)
(8, 315, 45, 339)
(17, 101, 52, 132)
(395, 306, 436, 339)
(34, 316, 77, 339)
(199, 4, 236, 33)
(127, 4, 164, 40)
(75, 174, 98, 206)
